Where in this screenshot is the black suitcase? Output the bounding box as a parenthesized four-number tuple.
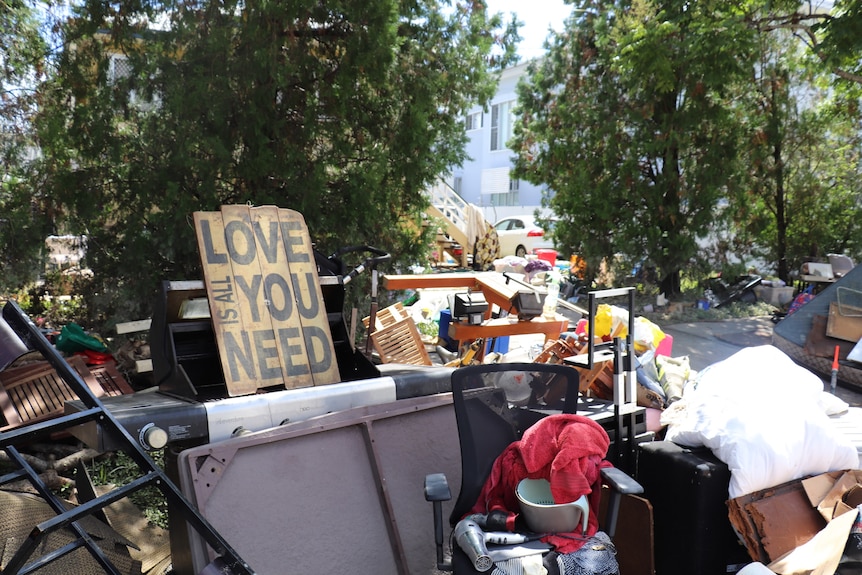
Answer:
(636, 441, 751, 575)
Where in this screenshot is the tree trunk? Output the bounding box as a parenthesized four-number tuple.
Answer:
(774, 113, 788, 283)
(659, 269, 681, 297)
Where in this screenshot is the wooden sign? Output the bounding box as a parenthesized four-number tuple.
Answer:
(194, 206, 340, 396)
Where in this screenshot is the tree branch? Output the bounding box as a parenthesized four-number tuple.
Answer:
(749, 12, 862, 85)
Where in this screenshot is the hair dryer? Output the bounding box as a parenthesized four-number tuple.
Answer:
(453, 519, 493, 572)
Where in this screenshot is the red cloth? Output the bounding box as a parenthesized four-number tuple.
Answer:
(467, 414, 612, 553)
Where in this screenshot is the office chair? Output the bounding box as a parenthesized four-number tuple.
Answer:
(424, 362, 643, 574)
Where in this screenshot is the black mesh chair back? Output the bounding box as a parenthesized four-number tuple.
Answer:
(448, 362, 580, 526)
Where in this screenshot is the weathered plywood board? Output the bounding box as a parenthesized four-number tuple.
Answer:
(249, 205, 314, 387)
(194, 206, 339, 396)
(278, 208, 341, 385)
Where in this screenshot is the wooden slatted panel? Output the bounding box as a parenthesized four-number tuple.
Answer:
(251, 205, 315, 390)
(278, 208, 340, 386)
(1, 363, 78, 424)
(0, 358, 133, 431)
(88, 363, 135, 397)
(370, 317, 432, 366)
(362, 302, 410, 332)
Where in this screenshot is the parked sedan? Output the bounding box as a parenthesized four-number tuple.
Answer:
(493, 215, 555, 257)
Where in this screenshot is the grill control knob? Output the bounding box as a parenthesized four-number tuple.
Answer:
(140, 423, 168, 450)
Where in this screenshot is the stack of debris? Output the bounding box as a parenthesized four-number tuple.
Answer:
(658, 343, 862, 575)
(773, 261, 862, 389)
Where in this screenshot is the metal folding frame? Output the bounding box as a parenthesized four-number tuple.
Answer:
(564, 287, 638, 471)
(0, 300, 255, 575)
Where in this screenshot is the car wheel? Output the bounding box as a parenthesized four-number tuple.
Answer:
(516, 245, 527, 258)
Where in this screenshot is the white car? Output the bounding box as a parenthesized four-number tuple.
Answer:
(493, 215, 555, 257)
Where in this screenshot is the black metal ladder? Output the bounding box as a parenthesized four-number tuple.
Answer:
(0, 300, 255, 575)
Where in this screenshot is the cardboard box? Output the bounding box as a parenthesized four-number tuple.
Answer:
(727, 477, 827, 564)
(826, 301, 862, 342)
(810, 469, 862, 520)
(727, 470, 862, 574)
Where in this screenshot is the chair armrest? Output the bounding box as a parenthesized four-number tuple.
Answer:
(425, 472, 452, 502)
(601, 466, 644, 495)
(425, 473, 453, 571)
(600, 466, 644, 539)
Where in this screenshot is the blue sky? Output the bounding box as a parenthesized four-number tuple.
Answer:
(485, 0, 573, 59)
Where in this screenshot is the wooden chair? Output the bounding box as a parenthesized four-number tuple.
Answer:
(363, 302, 433, 366)
(369, 317, 433, 366)
(362, 301, 411, 332)
(0, 356, 133, 431)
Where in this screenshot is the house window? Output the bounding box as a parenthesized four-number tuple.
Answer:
(108, 54, 159, 111)
(490, 100, 515, 151)
(465, 111, 482, 131)
(481, 168, 519, 206)
(490, 191, 519, 206)
(109, 55, 134, 83)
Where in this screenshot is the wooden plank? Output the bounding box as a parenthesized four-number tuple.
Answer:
(136, 359, 153, 373)
(381, 273, 480, 291)
(381, 272, 522, 315)
(251, 206, 313, 390)
(195, 206, 339, 395)
(115, 319, 152, 335)
(69, 356, 108, 398)
(0, 381, 22, 425)
(194, 211, 258, 396)
(221, 205, 285, 392)
(447, 315, 568, 342)
(279, 208, 340, 386)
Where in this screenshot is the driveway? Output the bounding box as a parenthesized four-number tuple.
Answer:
(661, 317, 774, 371)
(663, 317, 862, 407)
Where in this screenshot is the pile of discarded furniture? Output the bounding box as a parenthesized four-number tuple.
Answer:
(2, 204, 862, 575)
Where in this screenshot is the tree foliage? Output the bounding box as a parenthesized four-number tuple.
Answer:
(725, 29, 862, 283)
(0, 0, 57, 290)
(752, 0, 862, 87)
(32, 0, 518, 323)
(512, 0, 758, 294)
(513, 0, 862, 293)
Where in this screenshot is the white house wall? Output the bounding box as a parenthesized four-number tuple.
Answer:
(454, 60, 553, 225)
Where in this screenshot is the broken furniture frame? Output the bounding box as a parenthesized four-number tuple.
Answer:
(0, 300, 255, 575)
(564, 287, 638, 472)
(381, 272, 579, 363)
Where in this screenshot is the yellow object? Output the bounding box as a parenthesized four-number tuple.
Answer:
(633, 316, 666, 354)
(592, 305, 663, 353)
(592, 304, 630, 339)
(593, 304, 613, 338)
(446, 338, 485, 367)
